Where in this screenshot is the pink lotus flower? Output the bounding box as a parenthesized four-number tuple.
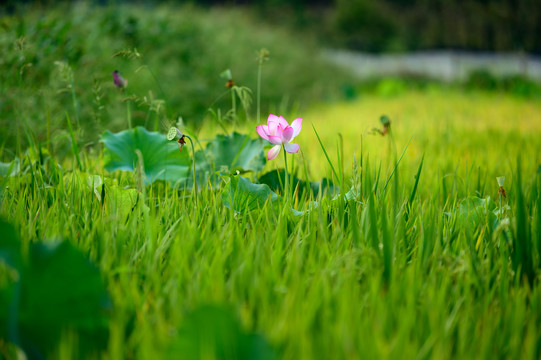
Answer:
(256, 114, 302, 161)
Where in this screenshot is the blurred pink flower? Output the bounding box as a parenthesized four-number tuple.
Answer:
(112, 70, 128, 89)
(256, 114, 302, 161)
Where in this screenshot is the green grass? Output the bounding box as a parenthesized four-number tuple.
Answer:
(1, 3, 541, 360)
(2, 90, 541, 359)
(302, 90, 541, 178)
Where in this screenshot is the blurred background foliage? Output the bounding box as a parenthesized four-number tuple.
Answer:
(244, 0, 541, 54)
(329, 0, 541, 53)
(0, 2, 347, 154)
(1, 0, 540, 154)
(4, 0, 539, 54)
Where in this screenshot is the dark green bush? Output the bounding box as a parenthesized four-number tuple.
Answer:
(465, 70, 499, 91)
(465, 70, 541, 97)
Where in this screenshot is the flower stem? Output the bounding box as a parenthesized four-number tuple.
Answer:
(283, 147, 289, 205)
(70, 75, 80, 128)
(123, 88, 132, 129)
(231, 88, 237, 128)
(499, 192, 503, 221)
(257, 64, 262, 122)
(186, 135, 198, 206)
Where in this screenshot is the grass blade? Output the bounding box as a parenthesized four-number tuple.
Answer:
(312, 124, 340, 188)
(65, 112, 83, 171)
(405, 154, 424, 222)
(381, 137, 412, 196)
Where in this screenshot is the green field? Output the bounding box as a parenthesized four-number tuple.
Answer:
(1, 4, 541, 360)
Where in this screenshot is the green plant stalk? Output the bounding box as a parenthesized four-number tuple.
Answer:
(46, 107, 51, 156)
(231, 88, 237, 128)
(312, 124, 341, 188)
(337, 134, 344, 191)
(186, 135, 198, 205)
(367, 187, 379, 253)
(381, 137, 412, 196)
(336, 135, 346, 220)
(257, 63, 262, 122)
(513, 159, 533, 285)
(283, 147, 289, 206)
(135, 149, 154, 271)
(205, 90, 232, 133)
(154, 110, 159, 132)
(405, 155, 424, 222)
(381, 199, 392, 285)
(182, 128, 212, 174)
(144, 109, 151, 130)
(499, 191, 503, 221)
(237, 87, 251, 122)
(146, 66, 168, 106)
(123, 88, 132, 129)
(70, 76, 80, 128)
(65, 113, 82, 171)
(16, 117, 21, 164)
(300, 150, 312, 199)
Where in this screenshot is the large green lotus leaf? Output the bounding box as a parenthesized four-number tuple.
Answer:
(86, 174, 104, 201)
(0, 218, 21, 344)
(222, 175, 279, 212)
(167, 305, 276, 360)
(0, 218, 110, 358)
(0, 218, 21, 269)
(18, 241, 110, 357)
(192, 132, 266, 186)
(101, 127, 190, 186)
(457, 196, 497, 230)
(206, 132, 266, 172)
(83, 174, 149, 219)
(105, 185, 145, 221)
(258, 169, 336, 198)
